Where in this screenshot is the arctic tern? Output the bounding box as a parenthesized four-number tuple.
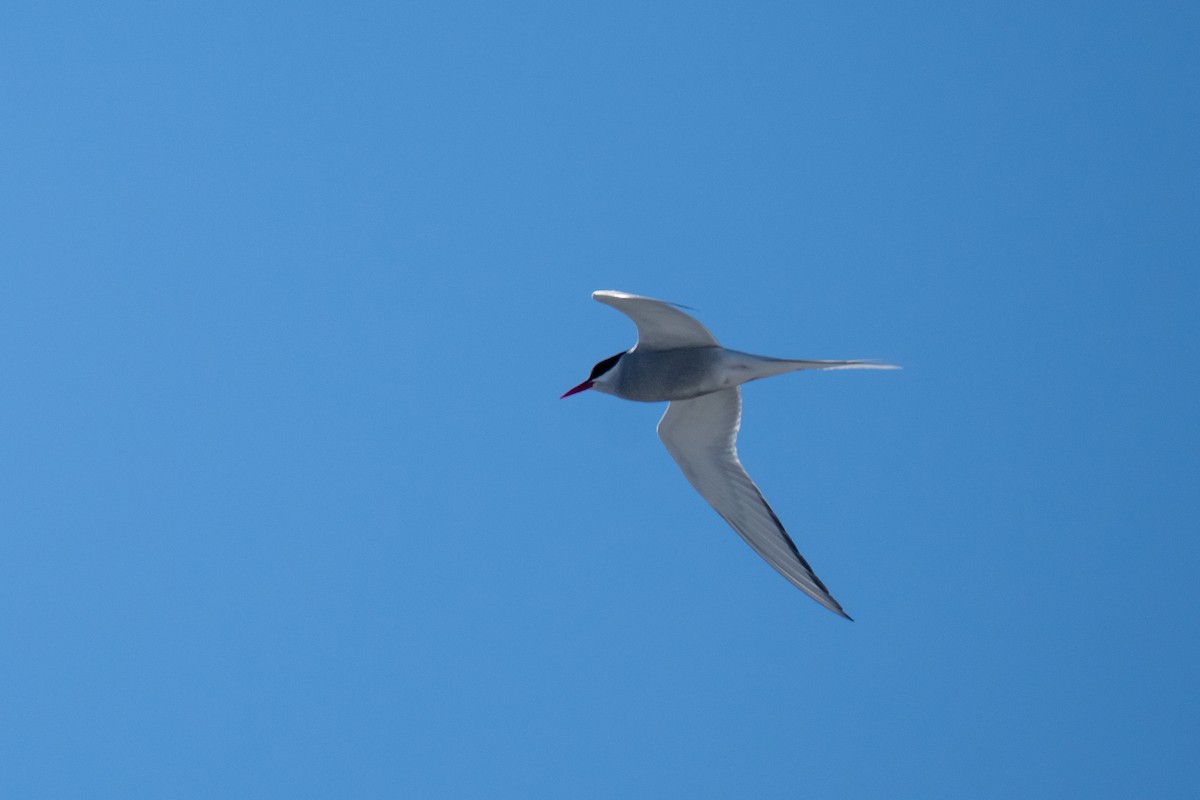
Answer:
(562, 290, 895, 619)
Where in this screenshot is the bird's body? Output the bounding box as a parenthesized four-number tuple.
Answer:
(563, 290, 895, 619)
(593, 346, 869, 402)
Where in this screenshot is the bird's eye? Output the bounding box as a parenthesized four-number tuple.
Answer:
(588, 352, 624, 380)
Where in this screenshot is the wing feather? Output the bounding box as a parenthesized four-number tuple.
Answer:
(593, 290, 720, 350)
(657, 388, 851, 619)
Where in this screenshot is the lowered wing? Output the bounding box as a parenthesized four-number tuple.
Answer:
(657, 387, 851, 619)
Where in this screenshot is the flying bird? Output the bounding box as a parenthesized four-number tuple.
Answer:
(562, 290, 896, 619)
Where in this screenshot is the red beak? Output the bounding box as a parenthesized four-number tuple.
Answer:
(560, 380, 593, 399)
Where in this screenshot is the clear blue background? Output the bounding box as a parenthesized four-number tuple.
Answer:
(3, 2, 1197, 797)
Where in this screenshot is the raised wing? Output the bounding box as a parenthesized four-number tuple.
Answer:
(657, 388, 851, 619)
(593, 290, 720, 350)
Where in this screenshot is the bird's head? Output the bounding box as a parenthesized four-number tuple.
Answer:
(561, 351, 624, 398)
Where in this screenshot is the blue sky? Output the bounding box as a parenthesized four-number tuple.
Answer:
(2, 2, 1198, 797)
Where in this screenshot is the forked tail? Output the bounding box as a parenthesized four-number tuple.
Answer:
(786, 359, 899, 371)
